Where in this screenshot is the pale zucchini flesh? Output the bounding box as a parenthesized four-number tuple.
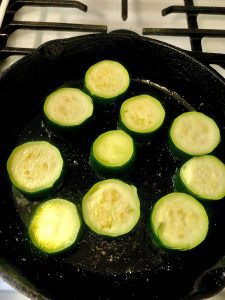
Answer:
(170, 112, 221, 156)
(7, 141, 63, 194)
(179, 155, 225, 200)
(29, 198, 81, 253)
(151, 192, 209, 250)
(82, 179, 140, 237)
(92, 130, 134, 167)
(85, 60, 130, 99)
(120, 95, 165, 134)
(44, 88, 93, 127)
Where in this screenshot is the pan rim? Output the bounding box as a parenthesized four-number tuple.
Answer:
(0, 31, 225, 300)
(0, 31, 225, 87)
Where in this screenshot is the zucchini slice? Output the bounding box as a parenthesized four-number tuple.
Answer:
(151, 192, 209, 251)
(82, 179, 140, 237)
(29, 198, 81, 254)
(43, 88, 93, 129)
(119, 94, 165, 138)
(90, 130, 135, 174)
(169, 112, 220, 158)
(7, 141, 63, 196)
(175, 155, 225, 200)
(84, 60, 130, 103)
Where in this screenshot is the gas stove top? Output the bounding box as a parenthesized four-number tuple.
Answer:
(0, 0, 225, 77)
(0, 1, 225, 299)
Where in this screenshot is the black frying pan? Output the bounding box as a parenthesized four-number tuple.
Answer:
(0, 32, 225, 300)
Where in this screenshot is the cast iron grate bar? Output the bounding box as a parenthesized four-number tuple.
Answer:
(0, 0, 224, 71)
(2, 0, 88, 28)
(162, 6, 225, 16)
(183, 0, 201, 52)
(2, 21, 107, 34)
(142, 28, 225, 38)
(122, 0, 128, 21)
(8, 0, 87, 11)
(0, 46, 33, 60)
(0, 0, 108, 63)
(190, 52, 225, 66)
(142, 0, 225, 64)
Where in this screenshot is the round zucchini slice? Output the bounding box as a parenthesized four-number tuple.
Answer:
(84, 60, 130, 103)
(7, 141, 63, 196)
(82, 179, 140, 237)
(43, 88, 93, 129)
(151, 192, 209, 251)
(169, 111, 220, 159)
(90, 130, 135, 174)
(119, 94, 165, 138)
(176, 155, 225, 200)
(29, 198, 81, 254)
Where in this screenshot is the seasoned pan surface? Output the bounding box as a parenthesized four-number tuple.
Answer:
(0, 33, 225, 300)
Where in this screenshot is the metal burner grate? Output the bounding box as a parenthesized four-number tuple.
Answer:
(0, 0, 225, 70)
(143, 0, 225, 69)
(0, 0, 107, 60)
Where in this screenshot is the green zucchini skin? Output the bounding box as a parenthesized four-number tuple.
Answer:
(118, 117, 149, 142)
(150, 192, 209, 251)
(89, 130, 136, 176)
(43, 88, 94, 134)
(10, 169, 64, 199)
(149, 212, 177, 252)
(118, 95, 166, 141)
(6, 141, 64, 198)
(174, 155, 225, 201)
(82, 179, 140, 238)
(168, 112, 221, 159)
(118, 116, 164, 143)
(43, 112, 93, 137)
(84, 85, 123, 106)
(29, 198, 82, 254)
(84, 60, 130, 105)
(168, 132, 192, 161)
(174, 171, 195, 198)
(90, 145, 136, 176)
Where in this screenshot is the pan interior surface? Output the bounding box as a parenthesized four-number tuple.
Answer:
(0, 33, 225, 300)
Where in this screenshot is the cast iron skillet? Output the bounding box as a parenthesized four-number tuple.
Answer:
(0, 32, 225, 300)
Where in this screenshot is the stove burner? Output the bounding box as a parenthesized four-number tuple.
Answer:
(0, 0, 107, 60)
(143, 0, 225, 69)
(0, 0, 225, 70)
